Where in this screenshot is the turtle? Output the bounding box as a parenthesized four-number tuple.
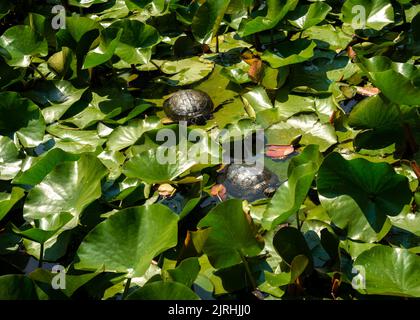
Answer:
(163, 89, 214, 125)
(212, 164, 281, 202)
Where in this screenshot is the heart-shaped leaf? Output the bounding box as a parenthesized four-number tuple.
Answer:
(354, 245, 420, 297)
(359, 56, 420, 106)
(0, 136, 22, 180)
(0, 25, 47, 67)
(23, 154, 107, 231)
(318, 153, 412, 232)
(262, 39, 316, 68)
(0, 92, 46, 148)
(238, 0, 298, 37)
(75, 204, 178, 277)
(342, 0, 394, 31)
(192, 0, 230, 44)
(0, 187, 25, 222)
(197, 199, 264, 269)
(263, 145, 323, 230)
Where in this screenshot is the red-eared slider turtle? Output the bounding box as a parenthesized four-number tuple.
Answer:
(212, 164, 280, 202)
(163, 89, 214, 125)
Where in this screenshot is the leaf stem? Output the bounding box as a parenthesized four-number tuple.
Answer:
(122, 277, 132, 300)
(38, 243, 44, 269)
(240, 252, 256, 290)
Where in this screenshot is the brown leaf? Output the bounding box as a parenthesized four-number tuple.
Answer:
(347, 46, 357, 60)
(266, 145, 295, 159)
(329, 110, 338, 125)
(248, 59, 264, 83)
(356, 86, 381, 97)
(241, 48, 264, 83)
(158, 184, 176, 197)
(210, 184, 227, 201)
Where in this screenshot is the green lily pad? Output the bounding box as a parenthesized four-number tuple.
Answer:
(0, 92, 46, 148)
(69, 0, 108, 8)
(359, 56, 420, 106)
(265, 114, 337, 152)
(342, 0, 394, 31)
(123, 145, 198, 184)
(354, 245, 420, 297)
(13, 148, 80, 186)
(348, 94, 404, 149)
(318, 153, 412, 232)
(23, 154, 107, 231)
(83, 28, 123, 69)
(0, 25, 48, 67)
(127, 281, 199, 300)
(75, 204, 178, 277)
(197, 199, 264, 269)
(288, 2, 332, 30)
(238, 0, 298, 37)
(11, 212, 72, 244)
(263, 145, 323, 230)
(273, 227, 312, 269)
(24, 81, 87, 124)
(192, 0, 230, 44)
(47, 123, 106, 154)
(110, 19, 161, 65)
(167, 257, 200, 287)
(0, 187, 25, 222)
(194, 65, 246, 129)
(106, 117, 162, 151)
(320, 195, 391, 242)
(158, 57, 214, 86)
(262, 39, 316, 68)
(0, 136, 22, 180)
(301, 25, 353, 51)
(29, 268, 101, 298)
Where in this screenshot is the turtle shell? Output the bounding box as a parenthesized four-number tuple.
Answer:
(219, 164, 280, 202)
(163, 89, 213, 124)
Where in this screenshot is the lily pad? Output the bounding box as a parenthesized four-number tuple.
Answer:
(263, 145, 323, 230)
(23, 154, 107, 231)
(0, 136, 22, 180)
(318, 153, 412, 232)
(0, 187, 25, 222)
(127, 281, 199, 300)
(197, 199, 264, 269)
(354, 245, 420, 297)
(262, 39, 316, 68)
(342, 0, 394, 31)
(0, 92, 46, 148)
(359, 56, 420, 106)
(238, 0, 298, 37)
(75, 204, 178, 277)
(0, 25, 48, 67)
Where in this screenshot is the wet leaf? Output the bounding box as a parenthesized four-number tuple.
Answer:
(75, 204, 178, 277)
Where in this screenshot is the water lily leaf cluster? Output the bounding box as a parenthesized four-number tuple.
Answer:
(0, 0, 419, 300)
